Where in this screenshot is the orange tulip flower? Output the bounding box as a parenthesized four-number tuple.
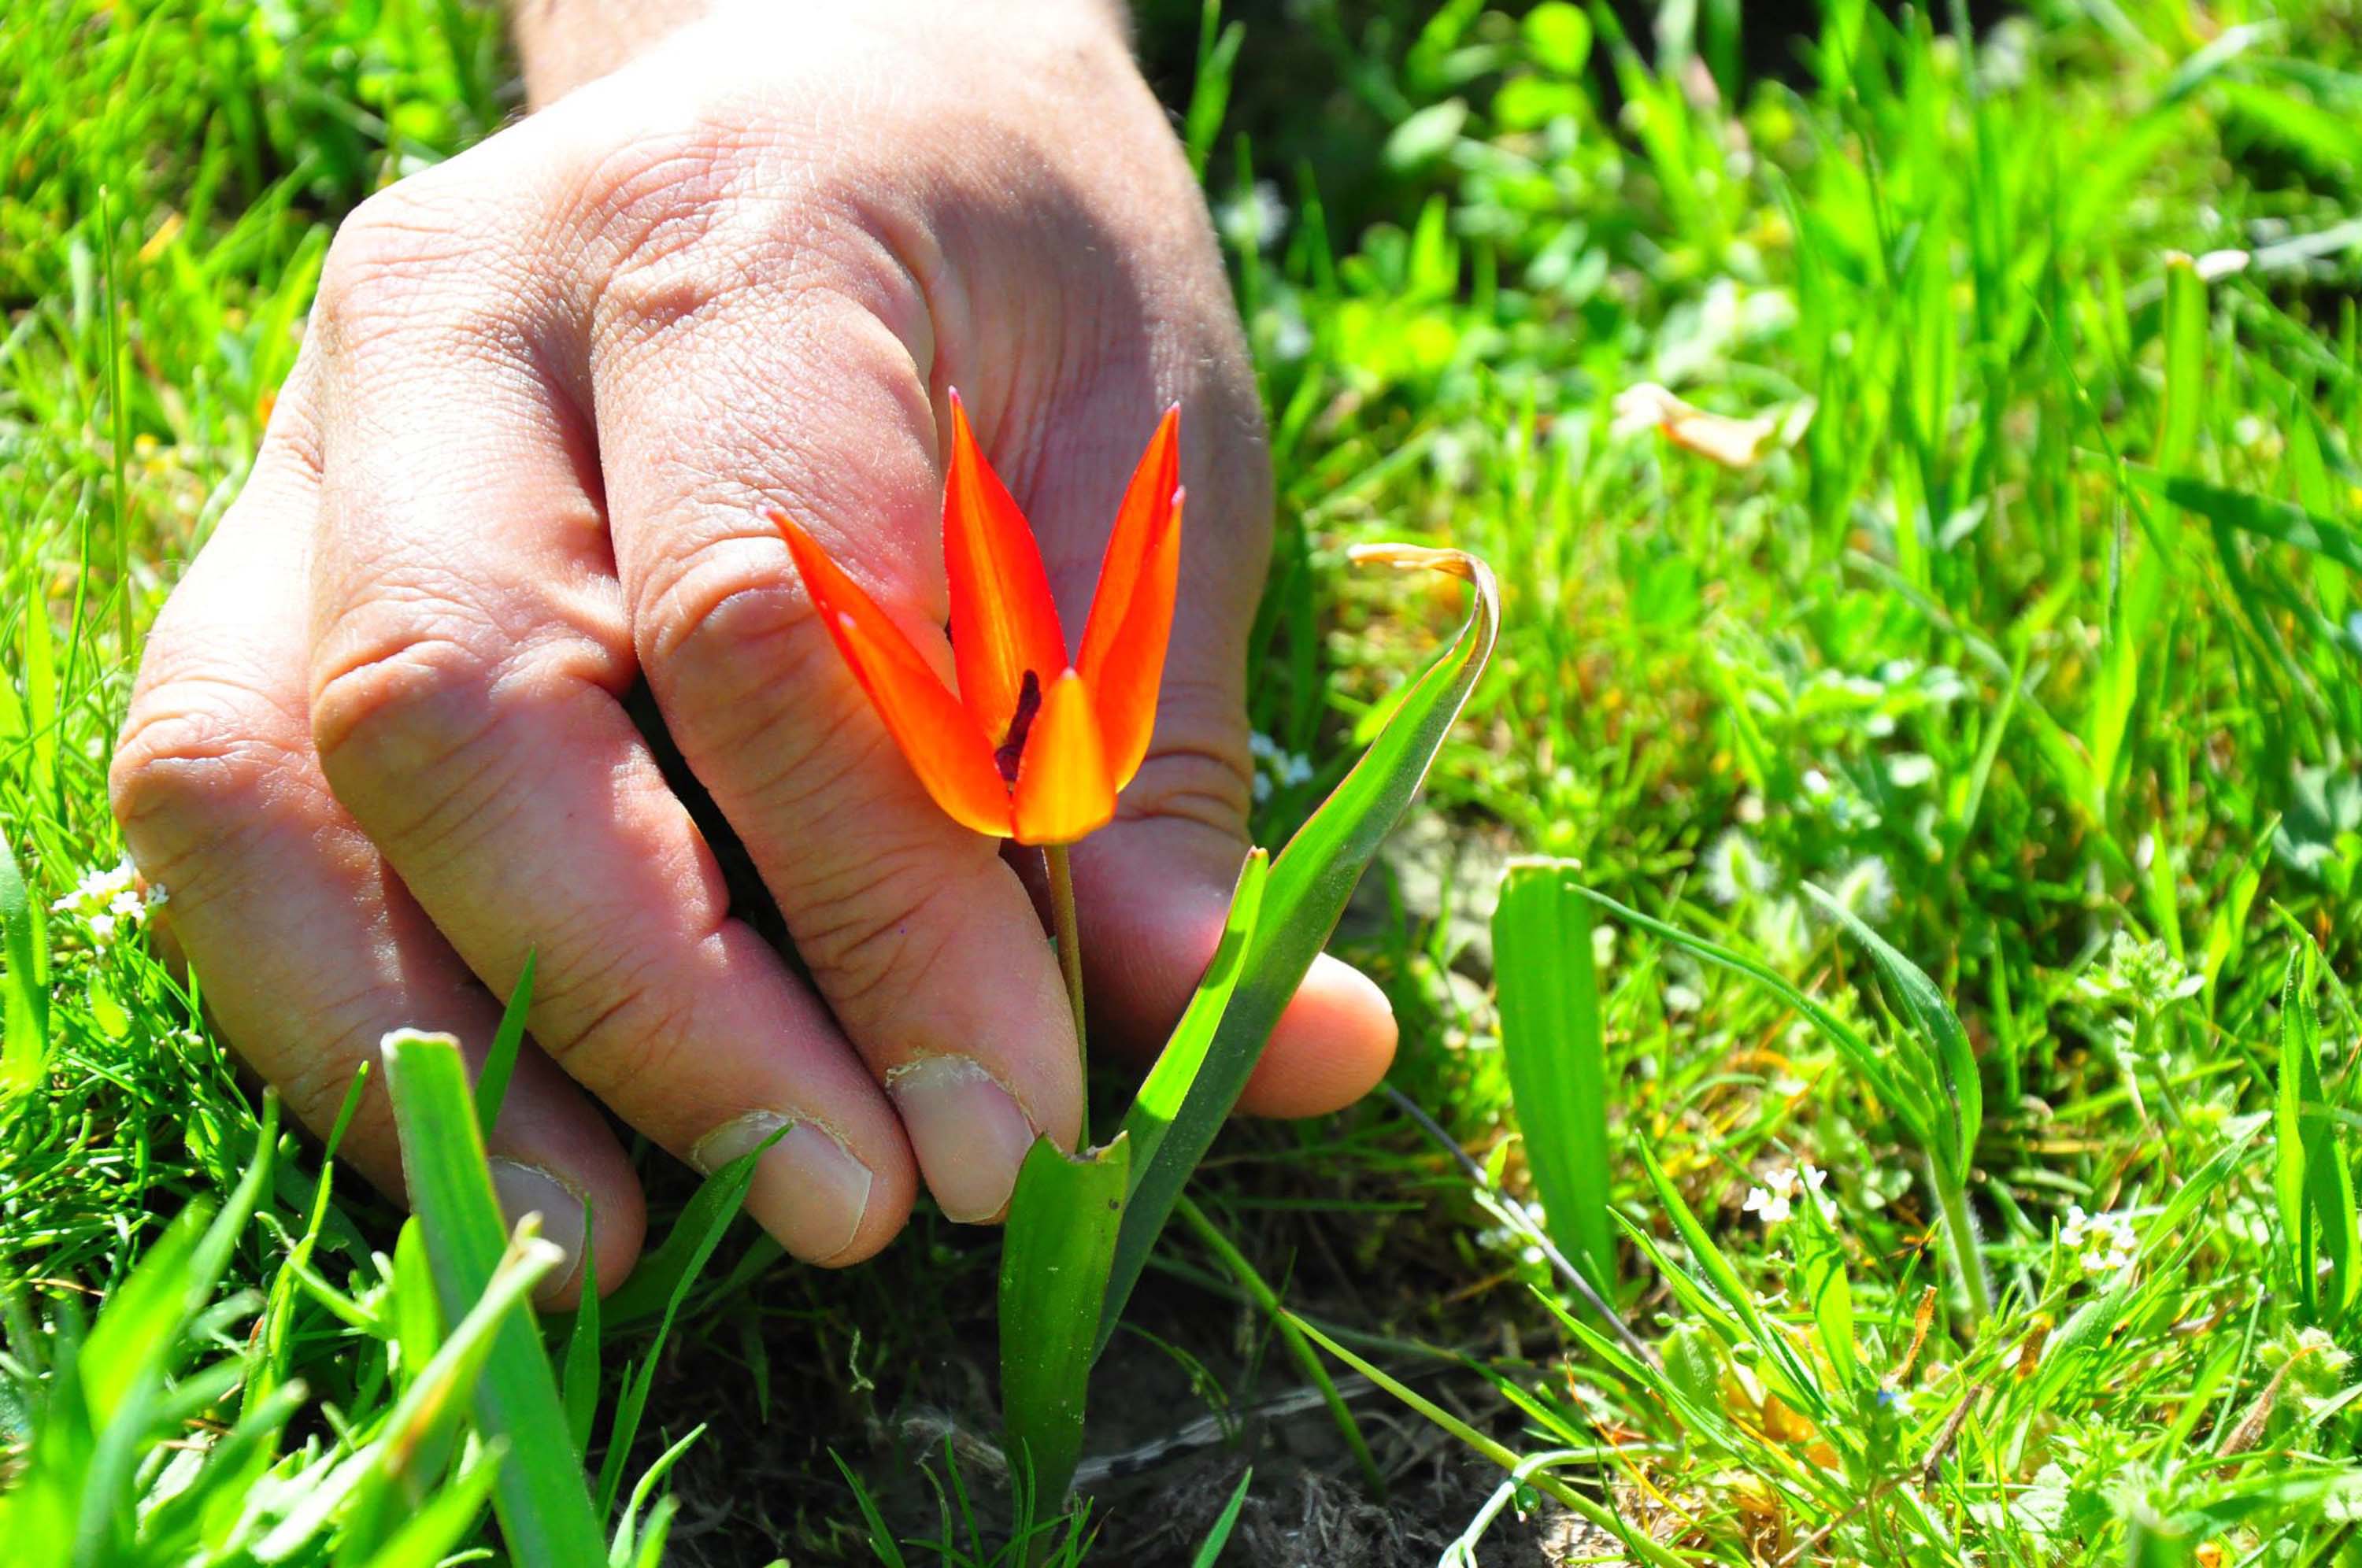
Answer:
(771, 394, 1182, 848)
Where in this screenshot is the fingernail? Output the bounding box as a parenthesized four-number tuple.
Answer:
(487, 1159, 587, 1302)
(694, 1112, 874, 1263)
(887, 1057, 1038, 1223)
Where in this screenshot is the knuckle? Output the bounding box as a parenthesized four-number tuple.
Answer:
(312, 168, 553, 373)
(317, 179, 480, 332)
(639, 532, 833, 712)
(634, 536, 934, 834)
(309, 625, 508, 815)
(574, 108, 932, 360)
(112, 669, 314, 886)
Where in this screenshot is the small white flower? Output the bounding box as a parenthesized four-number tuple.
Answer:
(51, 859, 139, 916)
(51, 858, 150, 946)
(2060, 1204, 2139, 1278)
(1745, 1162, 1834, 1226)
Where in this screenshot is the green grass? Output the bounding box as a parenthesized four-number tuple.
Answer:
(12, 0, 2362, 1562)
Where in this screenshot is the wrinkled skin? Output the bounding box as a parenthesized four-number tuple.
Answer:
(112, 0, 1396, 1301)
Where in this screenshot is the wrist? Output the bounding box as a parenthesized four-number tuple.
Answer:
(513, 0, 1131, 109)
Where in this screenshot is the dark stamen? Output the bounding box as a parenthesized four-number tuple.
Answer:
(994, 670, 1042, 784)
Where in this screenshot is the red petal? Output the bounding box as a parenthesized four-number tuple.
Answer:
(1075, 408, 1181, 792)
(1011, 668, 1116, 845)
(774, 510, 1013, 838)
(943, 393, 1069, 747)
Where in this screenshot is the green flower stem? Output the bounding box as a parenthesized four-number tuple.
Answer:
(1046, 843, 1086, 1082)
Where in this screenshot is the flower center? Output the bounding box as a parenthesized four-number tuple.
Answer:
(994, 669, 1042, 785)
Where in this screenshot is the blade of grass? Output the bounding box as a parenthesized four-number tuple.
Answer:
(1491, 858, 1615, 1299)
(474, 949, 533, 1140)
(599, 1122, 786, 1329)
(2276, 944, 2357, 1319)
(190, 1088, 279, 1304)
(1803, 884, 1983, 1167)
(339, 1230, 569, 1560)
(252, 1067, 368, 1418)
(562, 1211, 599, 1461)
(1379, 1082, 1653, 1363)
(1, 827, 50, 1098)
(259, 1228, 565, 1562)
(2157, 251, 2205, 473)
(1172, 1195, 1382, 1496)
(829, 1451, 911, 1568)
(1284, 1313, 1687, 1568)
(2123, 465, 2362, 572)
(75, 1091, 275, 1459)
(1635, 1144, 1825, 1415)
(1571, 886, 1927, 1135)
(1187, 1468, 1253, 1568)
(26, 454, 62, 817)
(1802, 883, 1990, 1325)
(609, 1423, 705, 1568)
(1183, 0, 1246, 180)
(379, 1028, 605, 1568)
(1792, 1189, 1860, 1393)
(594, 1122, 787, 1518)
(351, 1441, 505, 1568)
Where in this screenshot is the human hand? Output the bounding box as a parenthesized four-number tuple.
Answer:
(111, 0, 1396, 1300)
